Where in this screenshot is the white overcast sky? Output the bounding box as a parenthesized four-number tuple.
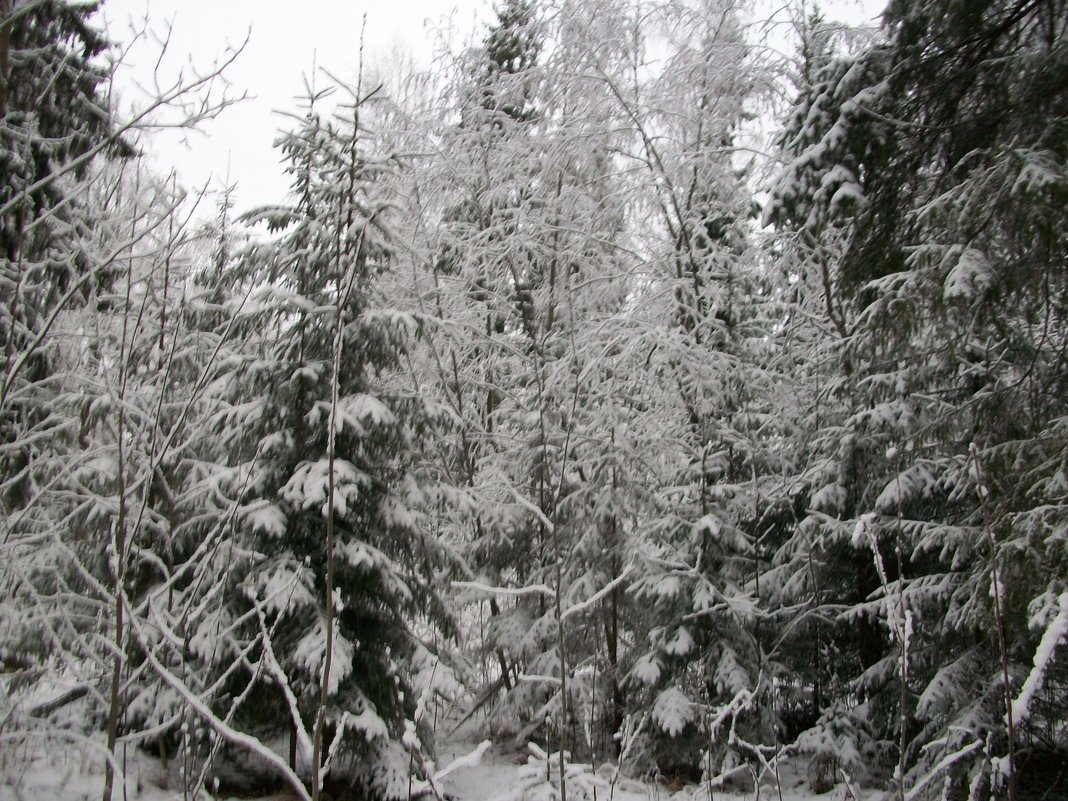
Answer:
(99, 0, 881, 214)
(101, 0, 492, 211)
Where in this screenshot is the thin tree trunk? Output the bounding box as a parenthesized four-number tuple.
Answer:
(102, 166, 141, 801)
(971, 445, 1017, 801)
(313, 73, 368, 796)
(489, 598, 514, 692)
(0, 0, 10, 120)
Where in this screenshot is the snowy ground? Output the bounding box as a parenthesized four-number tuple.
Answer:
(433, 719, 875, 801)
(0, 706, 878, 801)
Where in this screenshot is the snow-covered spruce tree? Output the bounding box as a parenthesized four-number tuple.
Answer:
(739, 10, 884, 793)
(590, 0, 780, 782)
(765, 0, 1068, 797)
(0, 6, 201, 794)
(0, 0, 121, 553)
(102, 179, 278, 799)
(414, 0, 557, 735)
(505, 0, 652, 767)
(0, 0, 108, 647)
(423, 0, 547, 714)
(0, 147, 256, 800)
(389, 0, 547, 741)
(206, 81, 453, 800)
(403, 0, 651, 776)
(59, 160, 229, 800)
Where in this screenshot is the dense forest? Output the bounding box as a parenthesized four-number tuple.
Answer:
(1, 1, 1066, 800)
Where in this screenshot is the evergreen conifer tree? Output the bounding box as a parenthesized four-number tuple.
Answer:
(208, 82, 452, 799)
(766, 0, 1068, 795)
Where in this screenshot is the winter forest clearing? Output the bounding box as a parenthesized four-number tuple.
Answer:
(1, 0, 1067, 799)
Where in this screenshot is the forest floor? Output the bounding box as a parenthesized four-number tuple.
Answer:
(0, 699, 878, 801)
(432, 716, 876, 801)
